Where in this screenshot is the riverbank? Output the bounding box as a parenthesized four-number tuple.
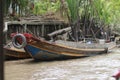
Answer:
(5, 48, 120, 80)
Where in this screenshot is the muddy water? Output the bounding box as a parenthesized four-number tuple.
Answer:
(5, 48, 120, 80)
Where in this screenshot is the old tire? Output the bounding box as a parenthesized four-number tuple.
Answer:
(12, 34, 27, 49)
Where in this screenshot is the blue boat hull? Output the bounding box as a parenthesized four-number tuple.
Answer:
(25, 45, 81, 60)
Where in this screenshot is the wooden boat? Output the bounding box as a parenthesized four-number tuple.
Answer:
(11, 32, 116, 60)
(4, 42, 31, 59)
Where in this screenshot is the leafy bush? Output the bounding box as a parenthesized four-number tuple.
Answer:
(33, 0, 60, 15)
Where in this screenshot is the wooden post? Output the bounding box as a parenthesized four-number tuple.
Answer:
(0, 0, 4, 80)
(41, 24, 45, 37)
(24, 24, 27, 33)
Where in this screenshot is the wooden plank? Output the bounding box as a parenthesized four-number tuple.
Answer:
(48, 27, 71, 37)
(7, 20, 65, 25)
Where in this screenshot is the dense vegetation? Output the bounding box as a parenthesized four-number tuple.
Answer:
(66, 0, 120, 28)
(4, 0, 120, 31)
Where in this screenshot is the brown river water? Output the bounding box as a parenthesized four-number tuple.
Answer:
(5, 48, 120, 80)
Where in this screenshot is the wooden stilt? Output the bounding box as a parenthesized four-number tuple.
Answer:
(41, 24, 45, 37)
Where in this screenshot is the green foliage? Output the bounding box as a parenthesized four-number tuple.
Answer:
(33, 0, 60, 15)
(66, 0, 79, 23)
(66, 0, 120, 29)
(4, 0, 120, 31)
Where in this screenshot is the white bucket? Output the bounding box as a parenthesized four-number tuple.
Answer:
(99, 39, 105, 44)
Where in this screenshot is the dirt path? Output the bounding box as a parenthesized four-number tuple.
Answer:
(5, 48, 120, 80)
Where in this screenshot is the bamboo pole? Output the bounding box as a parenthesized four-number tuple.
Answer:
(0, 0, 4, 80)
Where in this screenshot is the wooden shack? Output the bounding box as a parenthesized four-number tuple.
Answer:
(4, 18, 67, 43)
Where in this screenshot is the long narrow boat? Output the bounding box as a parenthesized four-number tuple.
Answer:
(12, 33, 116, 60)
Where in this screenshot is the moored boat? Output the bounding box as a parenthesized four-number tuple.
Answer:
(11, 32, 116, 60)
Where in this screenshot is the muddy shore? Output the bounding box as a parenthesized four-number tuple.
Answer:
(5, 48, 120, 80)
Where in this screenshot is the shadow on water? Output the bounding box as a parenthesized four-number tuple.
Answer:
(25, 56, 88, 64)
(5, 56, 31, 61)
(5, 52, 109, 64)
(26, 51, 110, 64)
